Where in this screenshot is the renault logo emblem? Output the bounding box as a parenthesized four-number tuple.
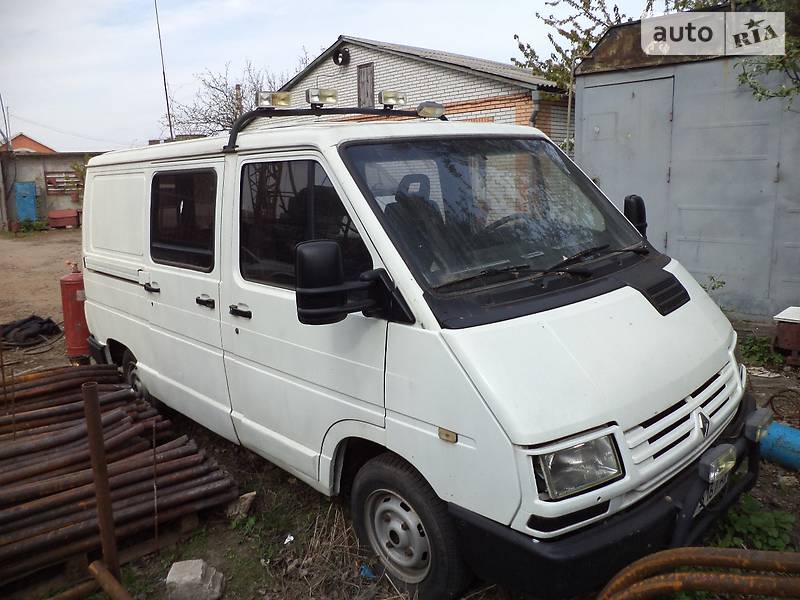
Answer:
(699, 412, 711, 438)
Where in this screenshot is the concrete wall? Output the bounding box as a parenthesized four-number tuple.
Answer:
(3, 153, 97, 222)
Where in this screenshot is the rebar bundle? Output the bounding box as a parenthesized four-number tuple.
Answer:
(0, 364, 238, 587)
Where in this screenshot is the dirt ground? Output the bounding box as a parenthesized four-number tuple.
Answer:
(2, 229, 798, 600)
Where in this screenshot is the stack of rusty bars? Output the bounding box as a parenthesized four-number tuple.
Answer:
(0, 365, 238, 586)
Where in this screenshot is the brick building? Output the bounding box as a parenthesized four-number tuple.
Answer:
(0, 133, 103, 228)
(270, 36, 569, 142)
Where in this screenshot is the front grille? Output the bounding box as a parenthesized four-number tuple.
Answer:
(643, 275, 690, 315)
(624, 360, 738, 467)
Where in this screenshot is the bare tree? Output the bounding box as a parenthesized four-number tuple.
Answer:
(168, 49, 313, 137)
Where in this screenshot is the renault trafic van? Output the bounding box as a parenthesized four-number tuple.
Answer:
(82, 96, 771, 599)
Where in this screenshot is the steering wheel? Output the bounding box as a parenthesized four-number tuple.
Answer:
(484, 212, 531, 232)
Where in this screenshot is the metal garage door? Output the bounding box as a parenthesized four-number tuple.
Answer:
(576, 59, 798, 318)
(576, 77, 674, 253)
(667, 60, 781, 317)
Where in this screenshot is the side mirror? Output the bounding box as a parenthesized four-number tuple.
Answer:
(624, 194, 648, 238)
(295, 240, 373, 325)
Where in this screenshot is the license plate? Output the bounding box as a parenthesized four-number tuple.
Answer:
(694, 473, 729, 516)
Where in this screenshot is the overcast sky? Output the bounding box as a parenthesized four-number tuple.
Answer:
(0, 0, 646, 152)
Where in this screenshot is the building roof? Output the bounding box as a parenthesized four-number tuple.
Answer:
(574, 3, 762, 75)
(281, 35, 560, 92)
(1, 132, 57, 154)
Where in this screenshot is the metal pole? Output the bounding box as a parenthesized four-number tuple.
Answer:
(82, 381, 120, 579)
(154, 0, 174, 141)
(88, 560, 133, 600)
(565, 55, 588, 155)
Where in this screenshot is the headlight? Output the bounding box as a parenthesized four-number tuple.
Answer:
(534, 435, 623, 500)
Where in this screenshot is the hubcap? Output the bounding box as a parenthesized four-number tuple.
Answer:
(364, 489, 431, 583)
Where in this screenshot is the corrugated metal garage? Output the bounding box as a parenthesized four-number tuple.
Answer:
(574, 20, 799, 320)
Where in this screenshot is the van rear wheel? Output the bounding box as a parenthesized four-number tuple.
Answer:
(351, 453, 471, 599)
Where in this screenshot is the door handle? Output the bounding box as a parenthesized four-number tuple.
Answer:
(229, 304, 252, 319)
(143, 282, 160, 293)
(195, 296, 215, 309)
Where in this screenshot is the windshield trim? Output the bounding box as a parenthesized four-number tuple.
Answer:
(338, 134, 644, 299)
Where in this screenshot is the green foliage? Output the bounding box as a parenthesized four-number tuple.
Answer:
(712, 494, 795, 550)
(512, 1, 718, 90)
(514, 1, 798, 109)
(739, 335, 785, 366)
(736, 0, 799, 107)
(18, 219, 48, 232)
(700, 274, 726, 293)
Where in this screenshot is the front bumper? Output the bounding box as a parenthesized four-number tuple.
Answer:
(449, 393, 759, 599)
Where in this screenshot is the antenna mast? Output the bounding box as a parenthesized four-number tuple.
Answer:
(154, 0, 174, 141)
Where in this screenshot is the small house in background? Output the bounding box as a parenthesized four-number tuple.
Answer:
(573, 13, 799, 320)
(1, 133, 57, 154)
(270, 36, 570, 143)
(0, 133, 104, 229)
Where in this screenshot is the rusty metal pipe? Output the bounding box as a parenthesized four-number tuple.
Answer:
(0, 478, 233, 560)
(0, 448, 201, 524)
(8, 376, 123, 403)
(4, 365, 118, 386)
(0, 422, 144, 486)
(0, 384, 126, 416)
(0, 398, 132, 434)
(605, 572, 800, 600)
(0, 437, 195, 505)
(88, 560, 133, 600)
(0, 462, 213, 535)
(0, 488, 239, 583)
(45, 579, 99, 600)
(12, 439, 152, 487)
(8, 375, 123, 402)
(3, 367, 119, 394)
(1, 469, 225, 545)
(83, 381, 121, 580)
(599, 547, 800, 599)
(0, 389, 134, 426)
(0, 408, 126, 459)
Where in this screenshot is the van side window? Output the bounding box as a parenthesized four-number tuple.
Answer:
(240, 160, 372, 288)
(150, 170, 216, 271)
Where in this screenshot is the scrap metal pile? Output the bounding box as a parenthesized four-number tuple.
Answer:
(0, 364, 238, 587)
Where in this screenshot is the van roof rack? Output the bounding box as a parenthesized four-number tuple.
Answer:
(222, 104, 447, 153)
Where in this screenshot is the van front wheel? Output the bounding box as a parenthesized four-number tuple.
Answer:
(351, 453, 471, 599)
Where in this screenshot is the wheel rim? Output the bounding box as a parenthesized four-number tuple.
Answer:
(364, 488, 432, 583)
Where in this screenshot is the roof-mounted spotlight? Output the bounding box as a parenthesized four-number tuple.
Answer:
(305, 88, 338, 108)
(416, 101, 445, 119)
(256, 91, 291, 108)
(378, 90, 407, 109)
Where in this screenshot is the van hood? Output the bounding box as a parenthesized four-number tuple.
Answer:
(441, 260, 734, 446)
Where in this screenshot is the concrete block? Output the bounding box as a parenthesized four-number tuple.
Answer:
(166, 559, 224, 600)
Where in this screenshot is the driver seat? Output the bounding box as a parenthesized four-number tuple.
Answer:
(385, 175, 444, 271)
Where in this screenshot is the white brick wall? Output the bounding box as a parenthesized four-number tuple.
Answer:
(247, 43, 572, 138)
(252, 44, 524, 125)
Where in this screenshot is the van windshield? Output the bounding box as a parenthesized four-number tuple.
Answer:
(343, 137, 642, 291)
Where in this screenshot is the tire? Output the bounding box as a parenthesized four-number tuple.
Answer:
(351, 453, 472, 599)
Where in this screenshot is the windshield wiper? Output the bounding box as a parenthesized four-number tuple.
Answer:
(548, 244, 610, 271)
(607, 242, 650, 256)
(548, 242, 650, 272)
(434, 262, 590, 291)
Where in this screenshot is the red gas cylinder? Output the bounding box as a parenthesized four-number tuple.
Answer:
(60, 262, 89, 359)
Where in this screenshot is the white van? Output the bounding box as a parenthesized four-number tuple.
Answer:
(83, 97, 771, 599)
